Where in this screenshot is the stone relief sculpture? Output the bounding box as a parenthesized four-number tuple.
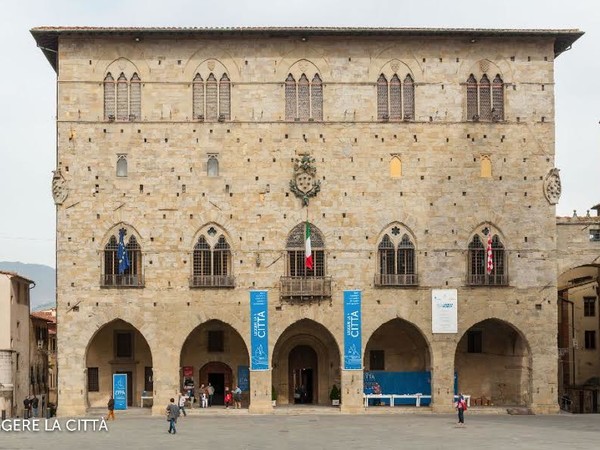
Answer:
(543, 168, 561, 205)
(289, 154, 321, 207)
(51, 169, 68, 205)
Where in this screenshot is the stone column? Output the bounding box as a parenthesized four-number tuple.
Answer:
(248, 369, 273, 413)
(430, 340, 455, 413)
(529, 348, 559, 414)
(57, 352, 87, 417)
(151, 352, 180, 416)
(340, 369, 364, 413)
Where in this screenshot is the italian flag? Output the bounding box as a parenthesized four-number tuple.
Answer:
(305, 221, 313, 270)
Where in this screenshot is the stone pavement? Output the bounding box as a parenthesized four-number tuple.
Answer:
(1, 412, 600, 449)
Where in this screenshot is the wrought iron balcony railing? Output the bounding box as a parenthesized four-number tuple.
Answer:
(374, 273, 419, 287)
(189, 275, 235, 288)
(101, 274, 144, 287)
(280, 276, 332, 299)
(467, 273, 508, 286)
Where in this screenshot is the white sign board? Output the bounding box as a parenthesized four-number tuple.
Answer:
(432, 289, 458, 333)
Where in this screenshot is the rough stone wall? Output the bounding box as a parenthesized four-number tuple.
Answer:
(557, 217, 600, 274)
(53, 33, 561, 415)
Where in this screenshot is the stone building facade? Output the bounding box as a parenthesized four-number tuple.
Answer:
(0, 271, 33, 418)
(31, 27, 583, 416)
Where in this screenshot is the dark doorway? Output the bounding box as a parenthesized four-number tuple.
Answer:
(289, 345, 318, 404)
(199, 361, 232, 406)
(208, 373, 225, 405)
(116, 371, 133, 406)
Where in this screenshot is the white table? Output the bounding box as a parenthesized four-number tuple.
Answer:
(453, 394, 471, 407)
(364, 394, 426, 407)
(140, 396, 153, 407)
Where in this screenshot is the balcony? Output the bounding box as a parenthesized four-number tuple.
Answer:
(374, 273, 418, 287)
(101, 274, 144, 288)
(189, 275, 235, 288)
(280, 276, 332, 299)
(467, 274, 508, 286)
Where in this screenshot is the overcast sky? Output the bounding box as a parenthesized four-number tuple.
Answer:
(0, 0, 598, 268)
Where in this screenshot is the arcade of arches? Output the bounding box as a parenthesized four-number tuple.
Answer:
(84, 317, 534, 410)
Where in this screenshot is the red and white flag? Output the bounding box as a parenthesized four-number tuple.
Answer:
(305, 221, 313, 270)
(486, 233, 494, 275)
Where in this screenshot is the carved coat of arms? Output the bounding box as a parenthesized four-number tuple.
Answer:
(51, 169, 69, 205)
(289, 155, 321, 206)
(543, 168, 561, 205)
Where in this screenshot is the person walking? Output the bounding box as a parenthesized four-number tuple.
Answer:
(233, 385, 242, 409)
(23, 396, 30, 419)
(201, 386, 208, 408)
(207, 383, 215, 407)
(106, 395, 115, 421)
(456, 393, 467, 425)
(166, 398, 180, 434)
(178, 392, 187, 417)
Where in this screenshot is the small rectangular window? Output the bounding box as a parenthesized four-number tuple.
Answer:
(584, 297, 596, 317)
(467, 330, 482, 353)
(369, 350, 385, 370)
(590, 229, 600, 242)
(585, 330, 596, 350)
(208, 330, 224, 352)
(115, 331, 133, 358)
(88, 367, 99, 392)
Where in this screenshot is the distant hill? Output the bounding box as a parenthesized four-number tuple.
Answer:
(0, 262, 55, 311)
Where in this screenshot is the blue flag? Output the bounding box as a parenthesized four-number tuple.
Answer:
(117, 228, 130, 274)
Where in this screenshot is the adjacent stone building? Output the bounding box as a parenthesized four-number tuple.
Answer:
(31, 26, 583, 416)
(0, 271, 33, 418)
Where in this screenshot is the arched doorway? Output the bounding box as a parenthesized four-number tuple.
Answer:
(272, 319, 340, 405)
(180, 320, 248, 407)
(455, 318, 532, 407)
(289, 345, 318, 404)
(199, 362, 232, 406)
(363, 319, 431, 405)
(558, 264, 600, 413)
(85, 319, 153, 408)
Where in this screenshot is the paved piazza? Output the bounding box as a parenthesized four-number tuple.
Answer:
(1, 412, 600, 449)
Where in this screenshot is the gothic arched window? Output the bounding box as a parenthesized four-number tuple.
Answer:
(103, 230, 143, 287)
(286, 223, 325, 277)
(466, 73, 504, 121)
(467, 231, 507, 285)
(192, 72, 231, 121)
(284, 72, 323, 122)
(376, 230, 417, 286)
(376, 73, 415, 120)
(191, 230, 233, 287)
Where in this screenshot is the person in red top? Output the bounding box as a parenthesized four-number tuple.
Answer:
(456, 393, 467, 425)
(224, 387, 233, 409)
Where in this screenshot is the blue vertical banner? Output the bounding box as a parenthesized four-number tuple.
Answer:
(344, 290, 362, 370)
(250, 290, 269, 370)
(238, 365, 250, 392)
(113, 373, 127, 410)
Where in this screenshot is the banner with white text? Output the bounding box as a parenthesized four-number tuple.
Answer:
(112, 373, 127, 410)
(344, 290, 362, 370)
(250, 290, 269, 370)
(431, 289, 458, 333)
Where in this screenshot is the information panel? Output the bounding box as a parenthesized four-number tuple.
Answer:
(432, 289, 458, 334)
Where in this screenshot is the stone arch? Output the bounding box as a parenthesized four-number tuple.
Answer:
(97, 56, 149, 79)
(459, 58, 512, 82)
(183, 51, 241, 81)
(454, 318, 532, 406)
(466, 221, 507, 245)
(100, 222, 144, 248)
(190, 222, 235, 250)
(284, 59, 323, 80)
(85, 318, 153, 408)
(376, 59, 416, 80)
(277, 46, 332, 79)
(369, 48, 422, 78)
(272, 319, 341, 405)
(180, 319, 249, 406)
